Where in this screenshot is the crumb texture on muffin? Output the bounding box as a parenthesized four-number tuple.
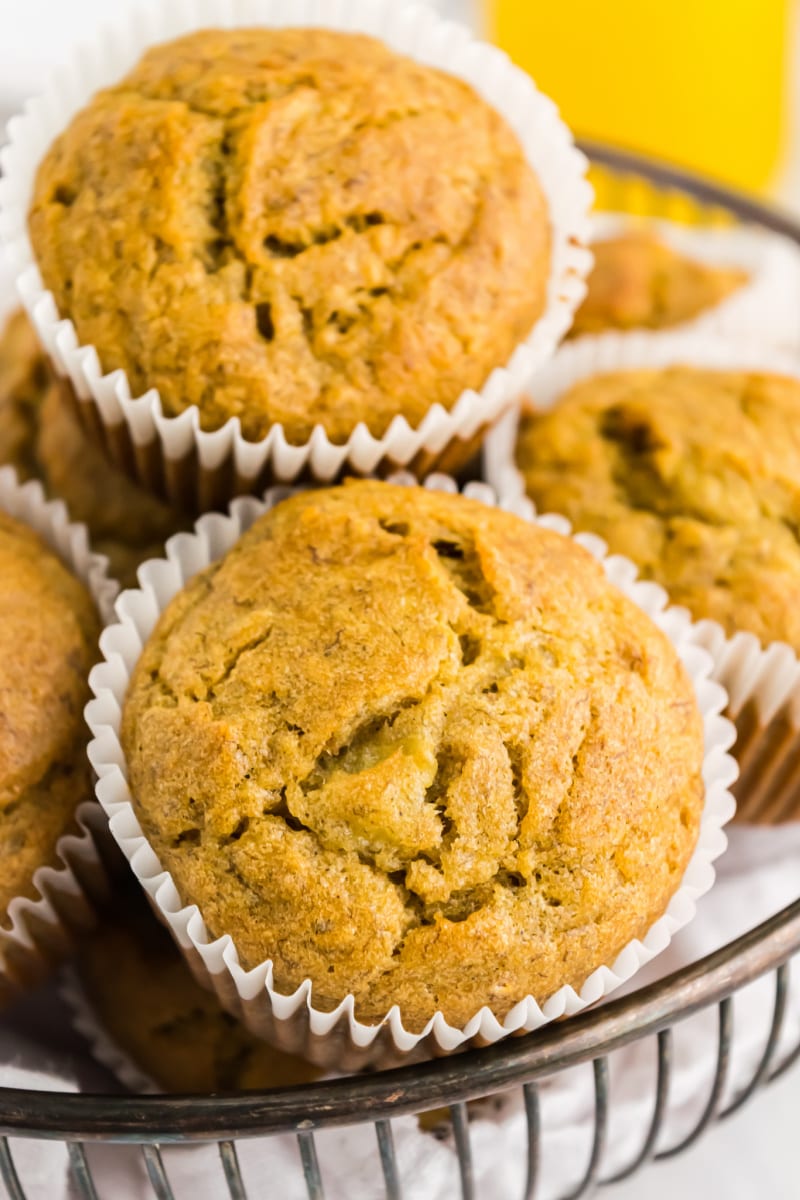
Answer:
(122, 480, 704, 1031)
(76, 896, 321, 1092)
(0, 512, 100, 917)
(517, 365, 800, 651)
(569, 229, 747, 337)
(29, 28, 550, 445)
(0, 311, 188, 587)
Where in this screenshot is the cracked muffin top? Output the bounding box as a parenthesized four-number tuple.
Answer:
(569, 229, 747, 338)
(516, 366, 800, 651)
(0, 310, 188, 588)
(28, 28, 551, 446)
(76, 892, 321, 1093)
(122, 479, 704, 1031)
(0, 510, 100, 919)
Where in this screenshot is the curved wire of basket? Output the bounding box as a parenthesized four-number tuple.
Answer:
(1, 143, 799, 1200)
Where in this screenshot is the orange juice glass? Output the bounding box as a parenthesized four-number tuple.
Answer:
(486, 0, 792, 195)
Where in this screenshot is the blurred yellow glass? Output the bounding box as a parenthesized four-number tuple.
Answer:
(486, 0, 791, 195)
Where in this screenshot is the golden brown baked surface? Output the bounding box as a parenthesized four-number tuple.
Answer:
(0, 512, 100, 918)
(0, 311, 187, 588)
(122, 479, 704, 1031)
(29, 28, 550, 445)
(75, 895, 321, 1093)
(569, 229, 747, 338)
(517, 366, 800, 651)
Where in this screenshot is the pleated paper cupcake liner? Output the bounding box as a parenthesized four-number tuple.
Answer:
(688, 624, 800, 825)
(0, 467, 118, 999)
(85, 473, 736, 1070)
(0, 0, 592, 512)
(585, 212, 800, 352)
(484, 329, 800, 825)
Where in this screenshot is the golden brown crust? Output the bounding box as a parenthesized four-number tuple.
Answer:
(516, 366, 800, 652)
(75, 896, 321, 1093)
(569, 230, 747, 338)
(0, 311, 188, 588)
(29, 28, 550, 445)
(122, 480, 704, 1031)
(0, 513, 100, 917)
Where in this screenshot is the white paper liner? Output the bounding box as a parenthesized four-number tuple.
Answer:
(688, 622, 800, 824)
(0, 0, 592, 507)
(85, 473, 737, 1068)
(59, 968, 160, 1095)
(0, 467, 118, 994)
(484, 329, 800, 824)
(585, 212, 800, 352)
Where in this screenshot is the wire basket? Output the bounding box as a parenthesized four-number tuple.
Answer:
(1, 143, 800, 1200)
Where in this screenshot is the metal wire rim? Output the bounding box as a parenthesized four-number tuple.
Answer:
(0, 896, 797, 1141)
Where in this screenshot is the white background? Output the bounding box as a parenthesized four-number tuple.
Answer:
(0, 1, 798, 1197)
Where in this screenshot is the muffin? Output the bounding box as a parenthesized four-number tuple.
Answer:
(514, 358, 800, 822)
(516, 365, 800, 652)
(120, 479, 706, 1034)
(28, 28, 551, 448)
(570, 228, 747, 338)
(0, 509, 100, 925)
(0, 310, 188, 587)
(73, 895, 321, 1093)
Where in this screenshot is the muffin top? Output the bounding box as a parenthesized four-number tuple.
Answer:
(122, 480, 704, 1031)
(0, 511, 100, 917)
(75, 896, 321, 1093)
(517, 365, 800, 651)
(0, 311, 188, 588)
(569, 229, 747, 338)
(29, 28, 550, 445)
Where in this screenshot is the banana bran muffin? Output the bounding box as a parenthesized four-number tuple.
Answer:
(75, 896, 321, 1093)
(121, 480, 705, 1032)
(516, 366, 800, 653)
(0, 310, 188, 588)
(28, 28, 551, 446)
(569, 229, 747, 338)
(0, 510, 100, 920)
